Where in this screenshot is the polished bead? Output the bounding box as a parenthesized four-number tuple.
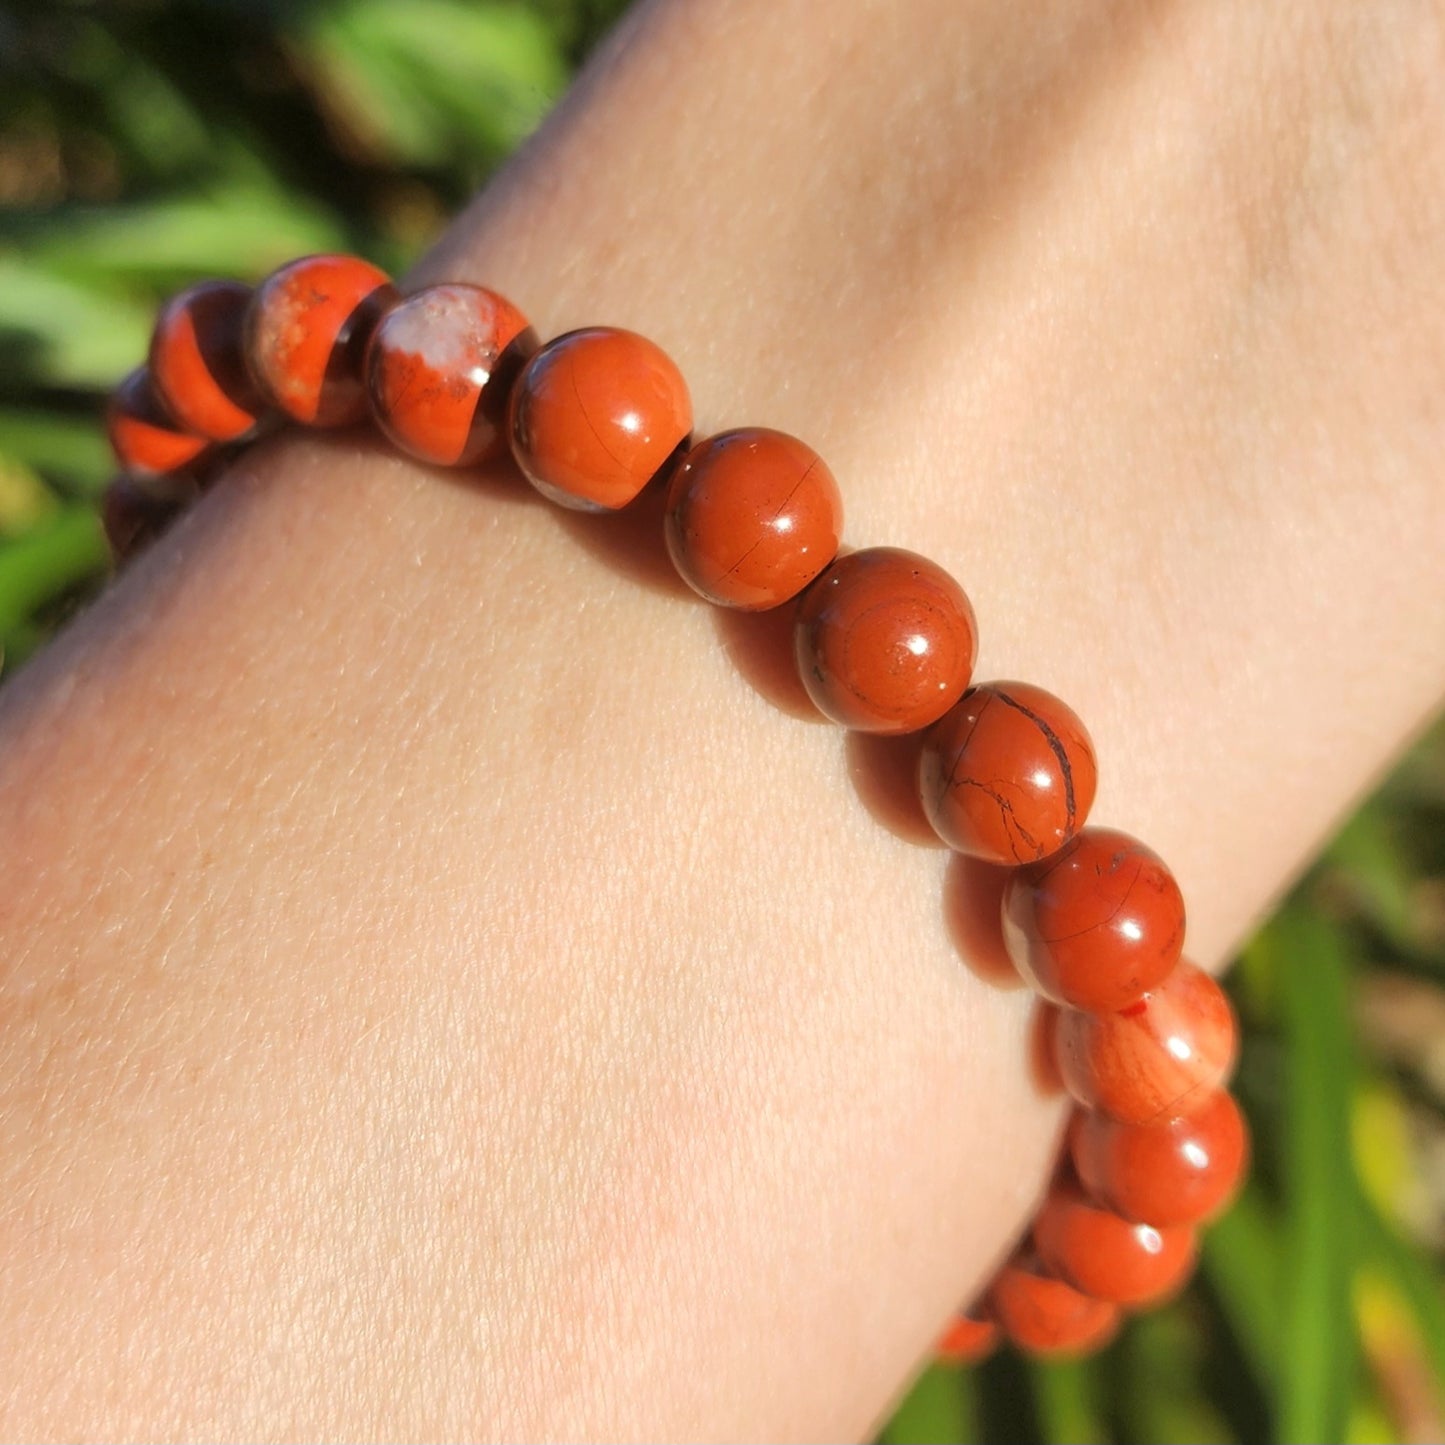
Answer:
(664, 427, 842, 607)
(1001, 827, 1186, 1012)
(987, 1259, 1119, 1357)
(793, 547, 977, 734)
(1071, 1090, 1249, 1227)
(245, 253, 395, 427)
(935, 1312, 998, 1364)
(106, 367, 209, 479)
(1032, 1177, 1196, 1305)
(1054, 961, 1238, 1123)
(150, 281, 264, 441)
(368, 283, 535, 466)
(920, 681, 1097, 863)
(101, 474, 193, 563)
(512, 326, 691, 511)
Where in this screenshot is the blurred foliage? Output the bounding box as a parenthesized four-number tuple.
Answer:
(3, 3, 1444, 1441)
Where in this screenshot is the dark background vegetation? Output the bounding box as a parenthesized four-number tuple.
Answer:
(2, 3, 1443, 1440)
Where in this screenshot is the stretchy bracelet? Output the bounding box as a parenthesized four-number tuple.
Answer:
(103, 254, 1249, 1364)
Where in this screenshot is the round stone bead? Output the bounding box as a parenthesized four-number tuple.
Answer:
(1071, 1089, 1249, 1227)
(664, 428, 842, 607)
(920, 681, 1098, 863)
(106, 367, 209, 480)
(512, 327, 692, 511)
(245, 254, 395, 427)
(1001, 827, 1186, 1012)
(149, 280, 264, 441)
(1054, 961, 1238, 1124)
(986, 1259, 1119, 1358)
(935, 1312, 997, 1364)
(368, 283, 536, 466)
(1032, 1177, 1196, 1306)
(793, 547, 977, 734)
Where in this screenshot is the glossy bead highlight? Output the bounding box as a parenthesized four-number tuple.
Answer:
(245, 253, 395, 427)
(512, 327, 692, 510)
(793, 547, 977, 733)
(1054, 961, 1238, 1123)
(1032, 1177, 1196, 1305)
(150, 280, 264, 441)
(664, 427, 842, 607)
(920, 681, 1097, 863)
(987, 1259, 1119, 1357)
(1071, 1090, 1249, 1227)
(1001, 827, 1186, 1012)
(106, 367, 209, 480)
(368, 283, 535, 466)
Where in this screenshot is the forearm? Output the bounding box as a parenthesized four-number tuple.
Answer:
(2, 0, 1443, 1438)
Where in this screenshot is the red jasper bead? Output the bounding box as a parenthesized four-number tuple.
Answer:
(1032, 1177, 1196, 1306)
(1001, 827, 1186, 1012)
(149, 281, 264, 442)
(987, 1259, 1119, 1357)
(1054, 961, 1238, 1124)
(1071, 1090, 1249, 1227)
(664, 428, 843, 608)
(512, 327, 691, 511)
(106, 367, 209, 479)
(935, 1312, 998, 1364)
(368, 283, 535, 466)
(794, 547, 977, 734)
(245, 254, 395, 427)
(920, 681, 1098, 863)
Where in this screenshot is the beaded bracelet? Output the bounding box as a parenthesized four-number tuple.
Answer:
(103, 254, 1248, 1364)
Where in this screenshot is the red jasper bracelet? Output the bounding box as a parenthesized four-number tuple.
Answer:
(103, 254, 1248, 1364)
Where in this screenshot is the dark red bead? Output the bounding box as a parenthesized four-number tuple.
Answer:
(101, 474, 195, 564)
(150, 281, 264, 442)
(1001, 827, 1186, 1012)
(106, 367, 209, 480)
(987, 1258, 1119, 1357)
(367, 283, 535, 466)
(1032, 1177, 1196, 1305)
(1071, 1090, 1249, 1227)
(1054, 961, 1238, 1124)
(793, 547, 977, 734)
(920, 681, 1098, 863)
(245, 254, 395, 427)
(664, 428, 843, 607)
(512, 326, 691, 511)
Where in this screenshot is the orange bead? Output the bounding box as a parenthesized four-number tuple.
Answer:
(920, 681, 1097, 863)
(664, 428, 842, 607)
(794, 547, 977, 734)
(368, 283, 535, 466)
(1071, 1090, 1249, 1227)
(512, 327, 692, 511)
(1032, 1177, 1196, 1305)
(1001, 827, 1186, 1012)
(987, 1259, 1119, 1358)
(106, 367, 209, 480)
(150, 281, 264, 441)
(1054, 962, 1238, 1124)
(935, 1312, 998, 1364)
(245, 254, 395, 426)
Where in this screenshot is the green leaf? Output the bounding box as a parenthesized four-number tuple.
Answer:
(1264, 907, 1360, 1443)
(0, 506, 107, 635)
(879, 1363, 975, 1445)
(0, 408, 112, 491)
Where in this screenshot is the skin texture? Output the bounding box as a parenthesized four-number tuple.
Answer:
(1, 0, 1444, 1437)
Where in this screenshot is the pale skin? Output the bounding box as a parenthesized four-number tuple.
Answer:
(2, 0, 1444, 1437)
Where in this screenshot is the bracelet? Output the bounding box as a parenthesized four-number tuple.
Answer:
(103, 254, 1249, 1364)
